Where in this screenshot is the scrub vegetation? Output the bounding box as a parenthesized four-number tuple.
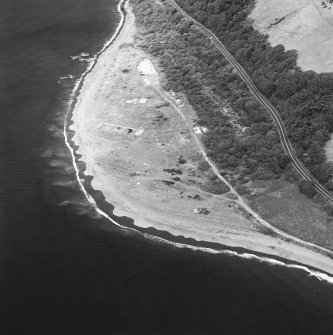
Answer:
(132, 0, 333, 203)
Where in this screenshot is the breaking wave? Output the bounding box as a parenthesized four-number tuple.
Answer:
(63, 0, 333, 286)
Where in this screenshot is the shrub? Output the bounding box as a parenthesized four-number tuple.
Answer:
(298, 180, 317, 198)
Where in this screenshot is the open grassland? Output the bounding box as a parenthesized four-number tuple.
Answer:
(132, 0, 333, 251)
(69, 0, 333, 272)
(250, 0, 333, 73)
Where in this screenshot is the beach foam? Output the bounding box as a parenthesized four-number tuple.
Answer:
(63, 0, 333, 283)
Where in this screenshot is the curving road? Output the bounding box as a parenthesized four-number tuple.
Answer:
(167, 0, 333, 203)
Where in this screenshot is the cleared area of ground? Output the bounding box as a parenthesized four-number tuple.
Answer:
(325, 135, 333, 163)
(69, 2, 333, 273)
(70, 4, 255, 242)
(249, 0, 333, 73)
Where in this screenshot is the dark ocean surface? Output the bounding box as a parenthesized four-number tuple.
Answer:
(1, 0, 333, 334)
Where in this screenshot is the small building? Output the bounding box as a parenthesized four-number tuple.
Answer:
(193, 126, 208, 135)
(193, 208, 210, 215)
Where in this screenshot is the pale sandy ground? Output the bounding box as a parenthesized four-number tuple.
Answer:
(249, 0, 333, 73)
(70, 2, 333, 274)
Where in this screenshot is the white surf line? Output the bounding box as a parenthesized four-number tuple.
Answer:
(64, 0, 127, 227)
(165, 0, 333, 256)
(160, 87, 333, 258)
(62, 0, 333, 284)
(161, 238, 333, 285)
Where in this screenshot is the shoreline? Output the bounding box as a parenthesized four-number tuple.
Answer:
(65, 0, 333, 278)
(64, 0, 127, 227)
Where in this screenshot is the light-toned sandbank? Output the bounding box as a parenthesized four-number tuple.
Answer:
(69, 1, 333, 276)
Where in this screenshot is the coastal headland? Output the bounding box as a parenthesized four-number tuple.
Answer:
(69, 0, 333, 275)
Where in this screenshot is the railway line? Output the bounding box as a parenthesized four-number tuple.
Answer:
(167, 0, 333, 202)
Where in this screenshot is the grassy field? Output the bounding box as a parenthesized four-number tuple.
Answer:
(249, 180, 333, 249)
(249, 0, 333, 72)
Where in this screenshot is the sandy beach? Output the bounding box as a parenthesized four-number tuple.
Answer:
(69, 0, 333, 275)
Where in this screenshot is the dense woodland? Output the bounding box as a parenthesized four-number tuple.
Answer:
(132, 0, 333, 198)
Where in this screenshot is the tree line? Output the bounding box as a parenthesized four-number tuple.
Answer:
(132, 0, 333, 200)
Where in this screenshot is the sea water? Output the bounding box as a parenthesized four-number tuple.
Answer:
(1, 0, 333, 334)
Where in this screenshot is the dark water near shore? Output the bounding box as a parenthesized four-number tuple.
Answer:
(1, 0, 333, 334)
